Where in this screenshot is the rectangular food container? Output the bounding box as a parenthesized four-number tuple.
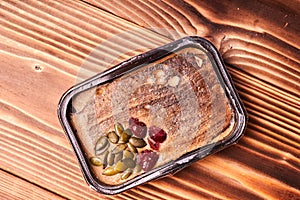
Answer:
(58, 36, 247, 194)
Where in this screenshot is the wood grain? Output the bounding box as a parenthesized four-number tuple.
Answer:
(0, 0, 169, 199)
(0, 169, 65, 200)
(0, 0, 299, 199)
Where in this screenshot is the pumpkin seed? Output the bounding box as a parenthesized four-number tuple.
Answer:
(107, 131, 119, 144)
(102, 151, 109, 168)
(114, 160, 127, 172)
(112, 143, 127, 154)
(129, 137, 147, 148)
(90, 157, 103, 166)
(114, 151, 123, 163)
(121, 169, 133, 180)
(95, 136, 109, 155)
(114, 122, 124, 136)
(119, 131, 131, 143)
(123, 128, 132, 136)
(102, 166, 119, 176)
(123, 150, 134, 159)
(133, 164, 142, 173)
(107, 152, 115, 166)
(95, 142, 109, 156)
(123, 158, 136, 169)
(127, 143, 138, 153)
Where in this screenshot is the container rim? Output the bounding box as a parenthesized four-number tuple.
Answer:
(57, 36, 247, 195)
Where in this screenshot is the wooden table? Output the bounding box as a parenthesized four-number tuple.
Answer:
(1, 1, 299, 199)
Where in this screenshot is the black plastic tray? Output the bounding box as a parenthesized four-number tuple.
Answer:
(58, 36, 247, 195)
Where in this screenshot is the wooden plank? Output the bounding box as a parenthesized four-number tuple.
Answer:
(0, 0, 170, 199)
(0, 169, 65, 200)
(0, 0, 299, 199)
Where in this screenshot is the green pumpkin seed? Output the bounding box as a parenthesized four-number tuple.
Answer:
(107, 152, 115, 166)
(127, 143, 138, 153)
(129, 137, 147, 148)
(95, 136, 109, 155)
(121, 169, 133, 180)
(123, 150, 134, 159)
(107, 131, 119, 144)
(123, 158, 136, 169)
(114, 123, 124, 136)
(102, 166, 119, 176)
(114, 151, 123, 163)
(119, 131, 131, 143)
(133, 164, 142, 173)
(112, 143, 127, 154)
(95, 145, 109, 156)
(114, 160, 127, 172)
(95, 143, 109, 156)
(102, 151, 109, 168)
(90, 157, 103, 166)
(123, 128, 132, 136)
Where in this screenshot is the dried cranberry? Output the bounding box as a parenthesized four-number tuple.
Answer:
(137, 150, 159, 171)
(129, 117, 147, 138)
(149, 126, 167, 143)
(148, 138, 160, 150)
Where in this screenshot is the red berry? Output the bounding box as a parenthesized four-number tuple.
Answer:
(149, 126, 167, 143)
(129, 117, 147, 138)
(137, 150, 159, 171)
(148, 138, 160, 150)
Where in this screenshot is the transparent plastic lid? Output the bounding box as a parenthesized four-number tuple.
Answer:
(58, 36, 247, 194)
